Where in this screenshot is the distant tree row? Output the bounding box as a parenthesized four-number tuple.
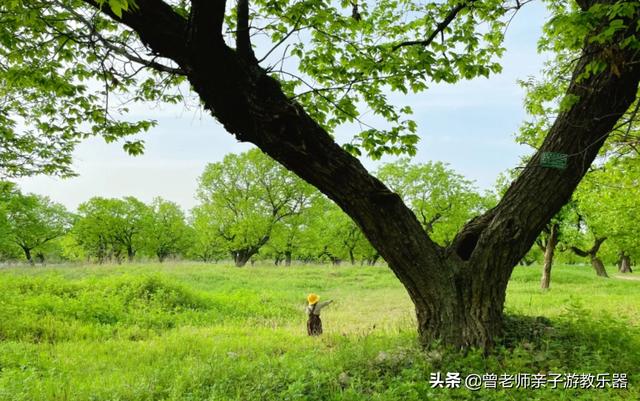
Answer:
(0, 150, 492, 266)
(1, 149, 638, 273)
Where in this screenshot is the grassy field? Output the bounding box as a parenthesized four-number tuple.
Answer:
(0, 263, 638, 400)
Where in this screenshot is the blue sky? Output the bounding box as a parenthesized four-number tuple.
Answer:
(16, 2, 550, 212)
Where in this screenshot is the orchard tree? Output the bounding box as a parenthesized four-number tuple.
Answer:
(3, 190, 72, 264)
(313, 199, 375, 265)
(265, 212, 311, 266)
(74, 197, 151, 262)
(572, 157, 640, 274)
(1, 0, 639, 348)
(188, 205, 227, 263)
(569, 235, 609, 277)
(196, 149, 313, 266)
(377, 159, 488, 246)
(144, 197, 190, 262)
(536, 202, 580, 289)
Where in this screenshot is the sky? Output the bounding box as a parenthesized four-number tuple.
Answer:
(15, 2, 550, 212)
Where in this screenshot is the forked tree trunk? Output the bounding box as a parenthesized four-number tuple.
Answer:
(232, 250, 254, 267)
(571, 237, 608, 278)
(412, 259, 507, 348)
(21, 246, 34, 266)
(541, 223, 559, 290)
(90, 0, 640, 348)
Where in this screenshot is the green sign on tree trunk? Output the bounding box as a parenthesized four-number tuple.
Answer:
(540, 152, 568, 170)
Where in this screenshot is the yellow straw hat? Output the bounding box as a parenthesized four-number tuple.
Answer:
(307, 293, 319, 305)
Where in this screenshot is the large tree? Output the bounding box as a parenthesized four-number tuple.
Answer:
(2, 0, 639, 348)
(196, 149, 313, 266)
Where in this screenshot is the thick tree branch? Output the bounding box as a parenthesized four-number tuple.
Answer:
(453, 6, 640, 262)
(570, 245, 590, 257)
(236, 0, 257, 62)
(590, 236, 607, 255)
(82, 0, 189, 66)
(188, 0, 227, 51)
(570, 237, 606, 258)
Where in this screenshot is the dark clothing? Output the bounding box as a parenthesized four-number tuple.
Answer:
(307, 303, 323, 335)
(307, 313, 323, 336)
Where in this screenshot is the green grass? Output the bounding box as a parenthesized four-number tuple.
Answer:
(0, 263, 638, 400)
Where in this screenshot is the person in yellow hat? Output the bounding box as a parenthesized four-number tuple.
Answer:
(306, 293, 333, 336)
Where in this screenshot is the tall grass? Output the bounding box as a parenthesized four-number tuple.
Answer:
(0, 263, 637, 400)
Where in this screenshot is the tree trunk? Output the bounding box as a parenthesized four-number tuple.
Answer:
(619, 252, 632, 273)
(571, 237, 608, 278)
(411, 258, 507, 348)
(88, 0, 640, 349)
(541, 223, 559, 290)
(371, 253, 380, 266)
(36, 252, 46, 266)
(21, 246, 34, 266)
(284, 250, 292, 266)
(233, 250, 254, 267)
(591, 257, 608, 278)
(349, 249, 355, 265)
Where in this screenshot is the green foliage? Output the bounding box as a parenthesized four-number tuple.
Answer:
(73, 196, 152, 262)
(377, 159, 490, 245)
(0, 263, 638, 400)
(0, 0, 183, 177)
(573, 157, 640, 262)
(194, 149, 315, 264)
(518, 1, 640, 155)
(0, 185, 73, 263)
(143, 197, 191, 262)
(0, 0, 519, 172)
(251, 0, 509, 158)
(299, 196, 377, 265)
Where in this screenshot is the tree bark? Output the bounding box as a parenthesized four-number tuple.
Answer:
(127, 246, 135, 262)
(591, 257, 608, 278)
(284, 250, 292, 266)
(232, 250, 254, 267)
(21, 246, 34, 266)
(541, 223, 559, 290)
(85, 0, 640, 348)
(619, 252, 632, 273)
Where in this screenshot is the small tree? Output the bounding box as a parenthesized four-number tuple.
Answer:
(188, 205, 227, 263)
(3, 190, 72, 265)
(144, 197, 190, 262)
(74, 197, 151, 263)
